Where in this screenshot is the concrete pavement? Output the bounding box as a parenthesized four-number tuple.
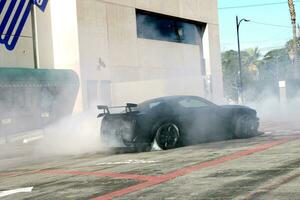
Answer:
(0, 121, 300, 199)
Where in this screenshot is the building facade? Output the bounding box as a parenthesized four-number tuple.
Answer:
(0, 0, 224, 111)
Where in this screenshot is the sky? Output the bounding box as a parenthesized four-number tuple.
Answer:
(218, 0, 300, 54)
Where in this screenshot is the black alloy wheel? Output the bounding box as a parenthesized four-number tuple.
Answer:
(155, 122, 180, 150)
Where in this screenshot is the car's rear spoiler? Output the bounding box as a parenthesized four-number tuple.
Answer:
(97, 103, 138, 118)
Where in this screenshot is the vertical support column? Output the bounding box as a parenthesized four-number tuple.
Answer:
(50, 0, 83, 112)
(31, 5, 39, 69)
(279, 81, 287, 102)
(202, 23, 224, 104)
(279, 80, 287, 116)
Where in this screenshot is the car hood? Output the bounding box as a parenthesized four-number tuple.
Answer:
(219, 105, 257, 116)
(220, 105, 252, 110)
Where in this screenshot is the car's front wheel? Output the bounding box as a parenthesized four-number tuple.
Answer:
(234, 115, 259, 138)
(155, 122, 180, 150)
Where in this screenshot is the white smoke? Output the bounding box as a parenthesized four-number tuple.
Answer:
(33, 112, 103, 156)
(246, 90, 300, 130)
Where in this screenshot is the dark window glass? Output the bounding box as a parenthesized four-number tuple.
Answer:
(138, 100, 162, 111)
(178, 98, 209, 108)
(177, 97, 215, 108)
(136, 10, 201, 45)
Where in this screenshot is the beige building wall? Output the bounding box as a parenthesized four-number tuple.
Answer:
(0, 2, 55, 69)
(76, 0, 223, 106)
(0, 0, 83, 111)
(0, 0, 223, 110)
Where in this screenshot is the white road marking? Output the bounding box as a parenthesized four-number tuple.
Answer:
(276, 130, 292, 132)
(23, 135, 44, 144)
(96, 160, 158, 165)
(293, 130, 300, 133)
(0, 187, 33, 198)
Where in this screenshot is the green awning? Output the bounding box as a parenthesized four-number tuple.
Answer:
(0, 68, 79, 86)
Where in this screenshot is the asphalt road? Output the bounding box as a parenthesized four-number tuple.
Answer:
(1, 121, 300, 200)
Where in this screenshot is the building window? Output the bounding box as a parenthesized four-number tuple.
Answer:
(136, 10, 203, 45)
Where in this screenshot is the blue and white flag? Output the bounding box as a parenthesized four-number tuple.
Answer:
(33, 0, 48, 12)
(0, 0, 48, 51)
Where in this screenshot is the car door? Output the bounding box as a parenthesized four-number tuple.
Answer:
(176, 97, 225, 144)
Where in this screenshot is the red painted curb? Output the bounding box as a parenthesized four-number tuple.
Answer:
(0, 172, 18, 177)
(92, 139, 289, 200)
(160, 139, 288, 180)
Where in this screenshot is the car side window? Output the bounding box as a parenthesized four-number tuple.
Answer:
(149, 101, 161, 109)
(178, 98, 210, 108)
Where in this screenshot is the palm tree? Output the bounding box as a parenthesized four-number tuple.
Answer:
(242, 48, 261, 79)
(222, 48, 262, 101)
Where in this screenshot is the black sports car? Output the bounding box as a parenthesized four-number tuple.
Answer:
(98, 96, 259, 151)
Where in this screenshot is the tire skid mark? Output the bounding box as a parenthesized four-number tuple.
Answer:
(0, 138, 295, 200)
(0, 170, 36, 178)
(35, 169, 158, 182)
(92, 138, 290, 200)
(236, 172, 300, 200)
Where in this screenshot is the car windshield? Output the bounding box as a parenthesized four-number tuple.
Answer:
(138, 96, 216, 111)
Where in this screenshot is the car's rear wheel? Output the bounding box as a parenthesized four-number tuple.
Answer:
(234, 115, 259, 138)
(155, 122, 180, 150)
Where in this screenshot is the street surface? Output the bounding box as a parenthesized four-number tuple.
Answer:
(1, 121, 300, 200)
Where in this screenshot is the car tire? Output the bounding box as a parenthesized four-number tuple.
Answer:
(135, 144, 152, 152)
(234, 114, 259, 139)
(154, 121, 180, 150)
